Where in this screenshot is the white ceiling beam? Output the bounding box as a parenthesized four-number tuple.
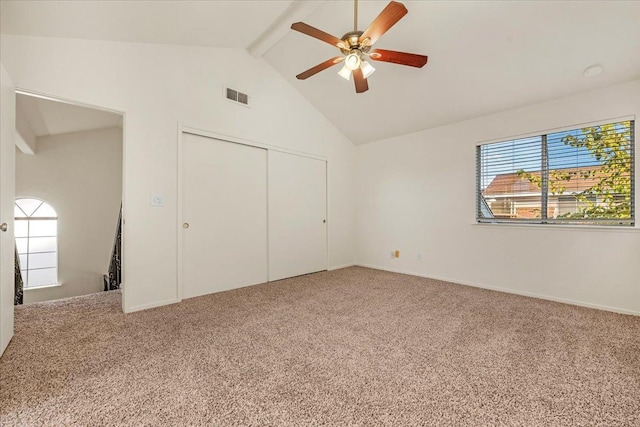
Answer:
(15, 130, 35, 155)
(247, 0, 326, 58)
(15, 110, 36, 154)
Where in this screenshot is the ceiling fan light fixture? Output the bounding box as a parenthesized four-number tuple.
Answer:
(338, 64, 352, 80)
(361, 60, 375, 78)
(345, 52, 361, 70)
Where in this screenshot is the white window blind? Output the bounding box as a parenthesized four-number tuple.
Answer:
(477, 120, 634, 226)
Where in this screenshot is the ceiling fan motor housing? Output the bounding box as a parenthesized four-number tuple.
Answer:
(339, 31, 371, 55)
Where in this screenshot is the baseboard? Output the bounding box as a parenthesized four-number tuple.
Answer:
(124, 298, 180, 314)
(355, 263, 640, 316)
(328, 263, 356, 271)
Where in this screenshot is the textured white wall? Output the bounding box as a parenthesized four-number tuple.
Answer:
(16, 127, 122, 303)
(1, 35, 356, 312)
(356, 79, 640, 315)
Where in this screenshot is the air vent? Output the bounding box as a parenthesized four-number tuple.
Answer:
(226, 88, 237, 101)
(224, 86, 249, 107)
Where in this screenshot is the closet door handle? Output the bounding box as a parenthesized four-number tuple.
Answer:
(0, 223, 7, 232)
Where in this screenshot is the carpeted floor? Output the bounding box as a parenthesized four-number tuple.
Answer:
(0, 267, 639, 426)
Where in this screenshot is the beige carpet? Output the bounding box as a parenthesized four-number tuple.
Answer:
(1, 267, 639, 426)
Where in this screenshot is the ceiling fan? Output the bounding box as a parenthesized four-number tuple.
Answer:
(291, 0, 428, 94)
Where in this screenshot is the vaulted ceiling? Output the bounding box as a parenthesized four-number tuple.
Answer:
(17, 94, 122, 138)
(2, 1, 640, 145)
(0, 0, 296, 49)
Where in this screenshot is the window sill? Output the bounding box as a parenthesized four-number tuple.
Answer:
(472, 223, 640, 233)
(24, 283, 62, 291)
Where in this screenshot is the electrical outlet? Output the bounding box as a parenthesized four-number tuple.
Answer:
(394, 250, 400, 258)
(417, 253, 423, 261)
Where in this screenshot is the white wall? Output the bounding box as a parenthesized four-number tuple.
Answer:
(16, 127, 122, 303)
(0, 35, 356, 312)
(356, 79, 640, 315)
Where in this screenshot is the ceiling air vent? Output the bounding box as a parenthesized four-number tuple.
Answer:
(224, 86, 250, 107)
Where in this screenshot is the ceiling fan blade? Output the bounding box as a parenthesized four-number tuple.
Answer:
(353, 68, 369, 93)
(369, 49, 428, 68)
(359, 1, 408, 46)
(291, 22, 345, 48)
(296, 57, 345, 80)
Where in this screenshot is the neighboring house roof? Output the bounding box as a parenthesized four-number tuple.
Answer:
(483, 165, 604, 196)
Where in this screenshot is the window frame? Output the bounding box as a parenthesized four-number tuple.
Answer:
(14, 198, 59, 289)
(476, 118, 636, 227)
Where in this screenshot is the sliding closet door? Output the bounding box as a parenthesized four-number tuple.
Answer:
(181, 133, 267, 299)
(268, 151, 327, 281)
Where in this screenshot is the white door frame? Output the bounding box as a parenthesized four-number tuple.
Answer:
(1, 64, 16, 356)
(13, 89, 127, 311)
(176, 124, 329, 302)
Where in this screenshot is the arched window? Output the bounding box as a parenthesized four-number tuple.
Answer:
(14, 198, 58, 288)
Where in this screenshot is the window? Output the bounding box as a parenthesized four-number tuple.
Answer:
(14, 198, 58, 288)
(477, 120, 634, 226)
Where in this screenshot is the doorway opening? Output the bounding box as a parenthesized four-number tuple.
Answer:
(13, 92, 124, 305)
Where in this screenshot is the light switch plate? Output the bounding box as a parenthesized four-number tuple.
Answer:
(150, 194, 164, 207)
